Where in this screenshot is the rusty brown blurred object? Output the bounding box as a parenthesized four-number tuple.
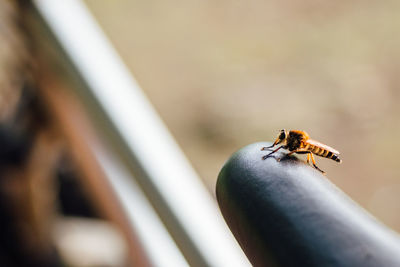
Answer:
(0, 1, 29, 122)
(0, 1, 64, 266)
(0, 1, 150, 266)
(16, 1, 152, 266)
(35, 70, 151, 267)
(1, 128, 63, 265)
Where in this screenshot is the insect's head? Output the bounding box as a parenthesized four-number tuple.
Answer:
(279, 129, 287, 140)
(274, 129, 288, 145)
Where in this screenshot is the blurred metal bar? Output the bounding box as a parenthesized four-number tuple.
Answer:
(32, 0, 250, 266)
(38, 83, 188, 267)
(94, 143, 191, 267)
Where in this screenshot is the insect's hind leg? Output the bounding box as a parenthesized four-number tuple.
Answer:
(287, 149, 310, 157)
(291, 151, 312, 164)
(309, 153, 325, 174)
(291, 150, 325, 173)
(283, 149, 309, 162)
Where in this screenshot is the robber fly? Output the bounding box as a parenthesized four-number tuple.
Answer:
(261, 129, 341, 173)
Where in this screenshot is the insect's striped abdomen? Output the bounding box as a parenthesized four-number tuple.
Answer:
(314, 146, 325, 156)
(306, 142, 342, 163)
(329, 153, 342, 163)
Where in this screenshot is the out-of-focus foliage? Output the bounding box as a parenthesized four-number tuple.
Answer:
(85, 0, 400, 232)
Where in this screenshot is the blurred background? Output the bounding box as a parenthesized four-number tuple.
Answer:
(1, 0, 400, 266)
(84, 0, 400, 230)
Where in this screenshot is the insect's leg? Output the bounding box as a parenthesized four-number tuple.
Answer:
(286, 150, 295, 157)
(279, 149, 305, 162)
(287, 149, 309, 157)
(262, 145, 284, 160)
(293, 150, 312, 165)
(309, 153, 325, 174)
(290, 150, 313, 165)
(286, 150, 325, 173)
(261, 137, 281, 151)
(261, 142, 276, 151)
(261, 145, 274, 151)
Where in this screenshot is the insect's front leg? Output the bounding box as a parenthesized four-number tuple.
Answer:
(261, 143, 277, 151)
(261, 145, 273, 151)
(261, 136, 282, 151)
(262, 145, 285, 160)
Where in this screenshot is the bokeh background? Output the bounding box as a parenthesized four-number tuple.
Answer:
(84, 0, 400, 233)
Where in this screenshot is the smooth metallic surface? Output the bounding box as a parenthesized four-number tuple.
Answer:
(32, 0, 249, 266)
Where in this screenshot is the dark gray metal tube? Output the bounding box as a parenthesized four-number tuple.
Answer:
(217, 142, 400, 267)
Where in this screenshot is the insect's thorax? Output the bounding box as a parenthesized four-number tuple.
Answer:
(286, 131, 308, 151)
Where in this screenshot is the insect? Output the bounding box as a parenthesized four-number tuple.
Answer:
(261, 129, 341, 173)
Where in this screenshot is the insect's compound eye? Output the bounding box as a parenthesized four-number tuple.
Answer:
(279, 131, 286, 140)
